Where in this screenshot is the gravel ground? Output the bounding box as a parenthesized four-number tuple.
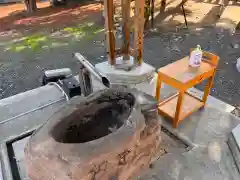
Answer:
(0, 27, 239, 107)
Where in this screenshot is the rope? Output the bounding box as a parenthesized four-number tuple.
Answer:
(48, 81, 70, 101)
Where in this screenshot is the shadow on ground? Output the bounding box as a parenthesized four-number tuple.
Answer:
(0, 1, 103, 35)
(0, 1, 105, 52)
(149, 0, 239, 32)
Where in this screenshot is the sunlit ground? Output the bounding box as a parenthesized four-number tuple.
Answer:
(0, 2, 104, 52)
(5, 22, 104, 52)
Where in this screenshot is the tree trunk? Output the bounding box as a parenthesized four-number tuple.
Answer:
(24, 0, 37, 13)
(144, 0, 151, 29)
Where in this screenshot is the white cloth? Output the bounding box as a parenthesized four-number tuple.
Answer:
(237, 57, 240, 72)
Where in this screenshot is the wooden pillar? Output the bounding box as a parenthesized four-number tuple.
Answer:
(121, 0, 131, 60)
(104, 0, 116, 65)
(133, 0, 145, 65)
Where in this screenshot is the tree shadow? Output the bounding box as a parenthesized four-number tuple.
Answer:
(198, 5, 225, 26)
(0, 1, 102, 35)
(196, 0, 239, 6)
(148, 0, 240, 32)
(151, 1, 193, 29)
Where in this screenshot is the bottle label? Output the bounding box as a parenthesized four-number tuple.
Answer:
(189, 51, 202, 67)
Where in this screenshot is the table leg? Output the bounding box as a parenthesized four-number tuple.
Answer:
(174, 91, 184, 128)
(155, 74, 162, 102)
(202, 74, 215, 106)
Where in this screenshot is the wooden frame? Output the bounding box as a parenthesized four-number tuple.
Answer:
(104, 0, 116, 65)
(103, 0, 145, 66)
(155, 51, 219, 128)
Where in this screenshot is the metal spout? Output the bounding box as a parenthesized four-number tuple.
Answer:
(75, 53, 110, 88)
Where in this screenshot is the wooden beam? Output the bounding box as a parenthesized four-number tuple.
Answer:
(133, 0, 145, 65)
(121, 0, 131, 60)
(104, 0, 116, 65)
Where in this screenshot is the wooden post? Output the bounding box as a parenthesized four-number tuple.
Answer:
(24, 0, 37, 13)
(121, 0, 131, 60)
(133, 0, 145, 65)
(104, 0, 116, 65)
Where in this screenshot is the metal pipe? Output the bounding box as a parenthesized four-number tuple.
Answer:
(75, 53, 110, 88)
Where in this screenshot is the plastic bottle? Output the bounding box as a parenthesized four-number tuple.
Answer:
(189, 45, 203, 67)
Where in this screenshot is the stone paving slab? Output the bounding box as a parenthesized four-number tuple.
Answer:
(12, 137, 30, 180)
(229, 124, 240, 172)
(137, 107, 240, 180)
(231, 124, 240, 149)
(137, 142, 239, 180)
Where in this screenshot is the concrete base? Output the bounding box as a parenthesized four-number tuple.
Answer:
(95, 60, 155, 85)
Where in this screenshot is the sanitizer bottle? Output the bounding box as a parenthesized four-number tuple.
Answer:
(189, 45, 203, 67)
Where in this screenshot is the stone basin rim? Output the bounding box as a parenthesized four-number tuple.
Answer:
(25, 88, 146, 160)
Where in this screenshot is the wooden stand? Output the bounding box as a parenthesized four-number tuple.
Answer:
(155, 52, 219, 128)
(103, 0, 145, 66)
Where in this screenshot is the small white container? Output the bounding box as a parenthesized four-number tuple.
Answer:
(189, 45, 203, 67)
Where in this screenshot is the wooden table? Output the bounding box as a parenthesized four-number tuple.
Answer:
(155, 54, 219, 128)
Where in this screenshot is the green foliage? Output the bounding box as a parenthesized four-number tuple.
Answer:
(63, 22, 104, 39)
(5, 22, 104, 52)
(6, 34, 49, 52)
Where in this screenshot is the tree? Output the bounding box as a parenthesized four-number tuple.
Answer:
(24, 0, 37, 13)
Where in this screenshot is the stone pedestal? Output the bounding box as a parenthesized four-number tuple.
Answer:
(95, 60, 156, 87)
